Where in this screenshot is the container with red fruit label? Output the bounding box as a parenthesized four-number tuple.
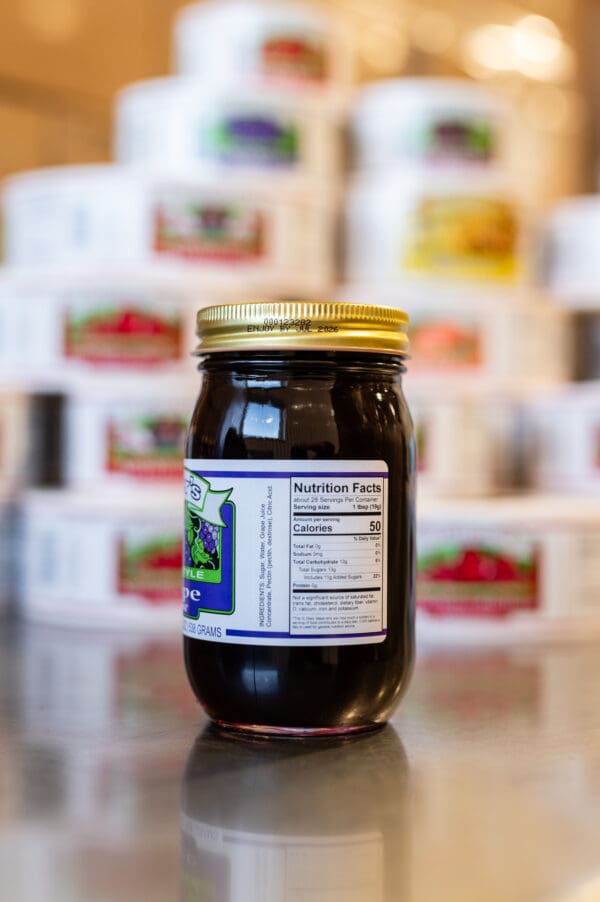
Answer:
(418, 534, 539, 618)
(21, 488, 182, 630)
(65, 384, 195, 487)
(0, 274, 197, 390)
(410, 318, 482, 370)
(117, 529, 183, 601)
(106, 414, 187, 478)
(173, 1, 352, 93)
(411, 295, 571, 387)
(1, 166, 336, 296)
(260, 33, 328, 83)
(153, 200, 265, 263)
(417, 496, 600, 642)
(339, 288, 569, 391)
(64, 305, 184, 366)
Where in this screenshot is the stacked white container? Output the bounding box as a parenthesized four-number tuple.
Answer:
(346, 79, 522, 289)
(523, 197, 600, 496)
(343, 78, 568, 497)
(2, 165, 336, 296)
(1, 0, 349, 629)
(0, 267, 198, 629)
(5, 8, 592, 642)
(342, 77, 582, 641)
(0, 267, 200, 628)
(173, 0, 353, 95)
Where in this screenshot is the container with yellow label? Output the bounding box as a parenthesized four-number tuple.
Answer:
(346, 169, 523, 286)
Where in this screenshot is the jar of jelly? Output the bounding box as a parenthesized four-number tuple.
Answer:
(184, 301, 415, 736)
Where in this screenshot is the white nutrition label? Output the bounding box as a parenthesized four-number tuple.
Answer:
(183, 459, 389, 646)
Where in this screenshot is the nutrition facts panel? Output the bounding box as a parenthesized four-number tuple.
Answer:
(289, 471, 388, 640)
(184, 458, 389, 646)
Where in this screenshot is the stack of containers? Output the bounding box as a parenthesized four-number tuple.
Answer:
(528, 198, 600, 492)
(507, 200, 600, 606)
(341, 78, 590, 641)
(504, 196, 600, 639)
(343, 78, 570, 499)
(0, 268, 198, 629)
(0, 0, 350, 629)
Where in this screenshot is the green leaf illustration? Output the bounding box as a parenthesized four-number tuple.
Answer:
(185, 505, 196, 547)
(191, 538, 211, 566)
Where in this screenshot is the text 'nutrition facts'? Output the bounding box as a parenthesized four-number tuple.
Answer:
(289, 471, 388, 641)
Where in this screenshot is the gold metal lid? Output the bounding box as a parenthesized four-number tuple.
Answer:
(195, 301, 409, 356)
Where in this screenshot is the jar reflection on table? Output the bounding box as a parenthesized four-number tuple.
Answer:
(19, 623, 192, 832)
(180, 725, 410, 901)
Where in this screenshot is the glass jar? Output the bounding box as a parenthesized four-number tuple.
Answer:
(184, 301, 415, 736)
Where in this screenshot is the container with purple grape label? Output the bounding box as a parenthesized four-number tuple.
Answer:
(183, 469, 236, 618)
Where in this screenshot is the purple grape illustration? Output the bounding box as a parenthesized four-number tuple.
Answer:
(185, 504, 220, 571)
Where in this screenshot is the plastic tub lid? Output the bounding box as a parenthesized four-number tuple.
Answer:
(354, 77, 506, 121)
(2, 163, 129, 196)
(418, 493, 600, 528)
(3, 162, 336, 204)
(339, 284, 556, 314)
(520, 380, 600, 408)
(0, 262, 317, 298)
(348, 163, 516, 194)
(116, 74, 347, 113)
(175, 0, 340, 31)
(549, 195, 600, 226)
(63, 372, 198, 403)
(22, 486, 183, 515)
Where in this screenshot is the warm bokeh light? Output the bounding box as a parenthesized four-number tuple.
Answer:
(513, 15, 563, 66)
(464, 14, 573, 82)
(465, 24, 515, 73)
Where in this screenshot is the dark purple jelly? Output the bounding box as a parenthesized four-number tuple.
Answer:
(184, 344, 415, 735)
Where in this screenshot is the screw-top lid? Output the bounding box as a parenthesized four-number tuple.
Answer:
(195, 300, 409, 356)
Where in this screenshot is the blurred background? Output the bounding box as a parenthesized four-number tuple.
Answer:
(3, 4, 600, 900)
(2, 0, 600, 637)
(1, 0, 599, 202)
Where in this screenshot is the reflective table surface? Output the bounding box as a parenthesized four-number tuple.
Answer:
(1, 615, 599, 902)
